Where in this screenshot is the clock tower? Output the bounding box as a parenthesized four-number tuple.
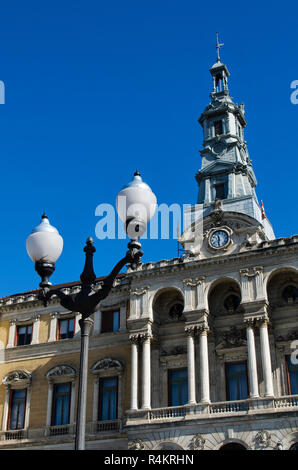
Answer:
(180, 36, 275, 258)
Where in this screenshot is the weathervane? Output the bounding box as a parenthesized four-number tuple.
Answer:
(216, 32, 224, 62)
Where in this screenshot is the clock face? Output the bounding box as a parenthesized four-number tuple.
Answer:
(209, 230, 229, 249)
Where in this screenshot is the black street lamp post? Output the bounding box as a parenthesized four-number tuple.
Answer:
(26, 172, 157, 450)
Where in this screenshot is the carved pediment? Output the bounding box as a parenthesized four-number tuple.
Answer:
(3, 370, 32, 386)
(180, 209, 264, 259)
(46, 365, 77, 380)
(160, 345, 187, 357)
(275, 330, 298, 342)
(91, 358, 123, 373)
(215, 326, 247, 349)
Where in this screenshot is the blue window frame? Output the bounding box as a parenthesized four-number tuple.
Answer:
(16, 325, 32, 346)
(168, 368, 188, 406)
(98, 377, 118, 421)
(226, 362, 248, 401)
(286, 355, 298, 395)
(101, 310, 120, 333)
(58, 318, 74, 340)
(52, 383, 71, 425)
(8, 389, 26, 430)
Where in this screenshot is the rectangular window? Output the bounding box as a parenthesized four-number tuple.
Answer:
(168, 368, 188, 406)
(8, 389, 26, 430)
(15, 325, 32, 346)
(57, 318, 74, 340)
(52, 383, 71, 426)
(98, 377, 118, 421)
(214, 120, 223, 135)
(101, 310, 120, 333)
(226, 362, 248, 401)
(286, 355, 298, 395)
(215, 182, 226, 200)
(237, 124, 242, 138)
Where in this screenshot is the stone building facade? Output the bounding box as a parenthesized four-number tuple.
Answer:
(0, 51, 297, 450)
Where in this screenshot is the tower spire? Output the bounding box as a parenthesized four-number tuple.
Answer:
(215, 32, 224, 63)
(209, 35, 229, 94)
(195, 51, 275, 240)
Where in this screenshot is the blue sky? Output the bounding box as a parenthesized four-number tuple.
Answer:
(0, 0, 297, 297)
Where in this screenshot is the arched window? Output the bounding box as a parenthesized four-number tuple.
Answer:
(2, 370, 32, 440)
(45, 365, 77, 436)
(267, 269, 298, 307)
(219, 442, 246, 450)
(169, 303, 184, 320)
(290, 442, 298, 450)
(224, 294, 241, 313)
(153, 288, 184, 324)
(282, 285, 298, 303)
(90, 358, 124, 432)
(208, 279, 241, 317)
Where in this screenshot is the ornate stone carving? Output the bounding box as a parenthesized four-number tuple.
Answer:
(183, 277, 205, 287)
(189, 434, 206, 450)
(185, 322, 209, 337)
(255, 430, 271, 448)
(138, 331, 153, 343)
(129, 328, 155, 344)
(185, 324, 198, 336)
(240, 267, 263, 278)
(129, 333, 140, 345)
(46, 365, 77, 380)
(130, 286, 150, 296)
(91, 358, 123, 372)
(216, 326, 246, 349)
(160, 345, 187, 356)
(275, 330, 298, 342)
(128, 439, 146, 450)
(210, 199, 224, 225)
(2, 370, 32, 386)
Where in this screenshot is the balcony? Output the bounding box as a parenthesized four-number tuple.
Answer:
(125, 394, 298, 426)
(1, 429, 28, 441)
(0, 396, 297, 447)
(45, 424, 75, 437)
(0, 419, 123, 447)
(87, 419, 122, 433)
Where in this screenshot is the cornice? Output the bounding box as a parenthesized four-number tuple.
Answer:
(0, 277, 131, 313)
(1, 236, 298, 311)
(4, 330, 131, 363)
(125, 237, 298, 281)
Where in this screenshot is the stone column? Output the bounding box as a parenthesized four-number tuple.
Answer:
(258, 319, 274, 397)
(245, 319, 259, 398)
(141, 334, 151, 410)
(185, 327, 196, 405)
(130, 335, 139, 411)
(198, 325, 210, 403)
